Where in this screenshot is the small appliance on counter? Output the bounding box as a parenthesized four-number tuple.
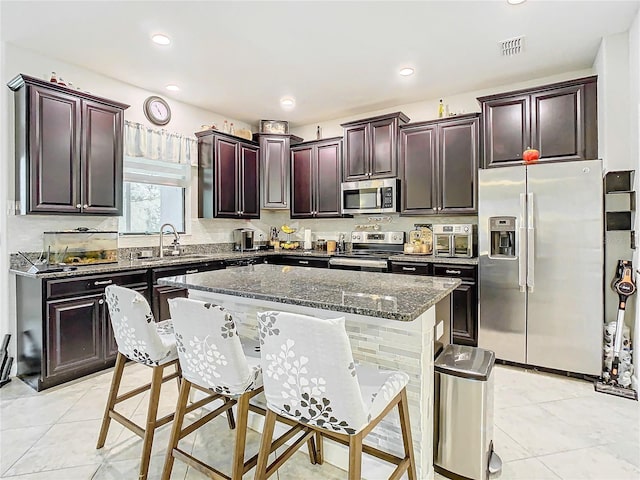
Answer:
(233, 228, 255, 252)
(43, 230, 118, 265)
(432, 224, 474, 258)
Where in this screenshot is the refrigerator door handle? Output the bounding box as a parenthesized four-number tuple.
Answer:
(519, 193, 527, 292)
(527, 192, 535, 292)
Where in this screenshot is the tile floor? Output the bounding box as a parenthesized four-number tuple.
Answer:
(0, 363, 638, 479)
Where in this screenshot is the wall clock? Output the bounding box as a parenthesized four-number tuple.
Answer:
(143, 96, 171, 126)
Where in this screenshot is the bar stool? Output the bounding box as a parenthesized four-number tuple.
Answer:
(163, 298, 318, 480)
(254, 311, 417, 480)
(98, 285, 223, 480)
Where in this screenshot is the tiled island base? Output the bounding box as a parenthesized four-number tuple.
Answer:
(188, 290, 438, 480)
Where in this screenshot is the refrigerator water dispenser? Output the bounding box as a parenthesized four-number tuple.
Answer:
(489, 217, 516, 258)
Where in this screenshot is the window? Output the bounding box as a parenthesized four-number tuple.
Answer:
(119, 157, 191, 234)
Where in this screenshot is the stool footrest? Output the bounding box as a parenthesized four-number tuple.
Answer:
(110, 410, 144, 438)
(172, 447, 230, 480)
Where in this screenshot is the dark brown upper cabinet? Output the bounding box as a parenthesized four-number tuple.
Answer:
(290, 137, 343, 219)
(8, 74, 128, 215)
(478, 76, 597, 168)
(399, 114, 479, 215)
(253, 133, 303, 209)
(341, 112, 409, 181)
(197, 130, 260, 219)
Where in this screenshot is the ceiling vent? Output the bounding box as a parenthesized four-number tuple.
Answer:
(499, 36, 525, 56)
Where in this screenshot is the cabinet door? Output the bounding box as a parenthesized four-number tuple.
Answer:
(399, 125, 437, 214)
(370, 118, 397, 178)
(438, 117, 479, 213)
(343, 124, 369, 181)
(482, 95, 530, 168)
(198, 135, 215, 218)
(81, 100, 123, 215)
(315, 141, 342, 217)
(29, 85, 81, 213)
(291, 147, 314, 218)
(215, 137, 240, 217)
(239, 144, 260, 218)
(531, 84, 585, 162)
(261, 136, 289, 209)
(47, 295, 102, 376)
(451, 282, 478, 346)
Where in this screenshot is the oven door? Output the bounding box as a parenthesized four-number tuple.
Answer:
(452, 234, 473, 257)
(434, 234, 453, 257)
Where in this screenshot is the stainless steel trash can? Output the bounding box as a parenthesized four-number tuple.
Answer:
(434, 344, 502, 480)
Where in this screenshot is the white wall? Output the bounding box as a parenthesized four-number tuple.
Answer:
(629, 9, 640, 392)
(292, 69, 594, 142)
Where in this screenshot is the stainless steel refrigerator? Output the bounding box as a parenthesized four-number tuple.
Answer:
(478, 159, 603, 375)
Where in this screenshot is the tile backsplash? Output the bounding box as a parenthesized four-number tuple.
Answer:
(6, 211, 477, 253)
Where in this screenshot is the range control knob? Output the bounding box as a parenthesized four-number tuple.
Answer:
(463, 226, 470, 233)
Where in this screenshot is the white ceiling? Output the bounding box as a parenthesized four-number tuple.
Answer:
(2, 1, 639, 126)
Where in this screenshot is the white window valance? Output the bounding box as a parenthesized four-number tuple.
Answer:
(124, 120, 198, 166)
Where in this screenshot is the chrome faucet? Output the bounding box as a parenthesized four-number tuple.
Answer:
(159, 223, 180, 258)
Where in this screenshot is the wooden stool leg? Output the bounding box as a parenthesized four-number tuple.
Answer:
(348, 433, 363, 480)
(254, 409, 277, 480)
(138, 364, 165, 480)
(174, 361, 182, 392)
(96, 352, 126, 449)
(161, 379, 191, 480)
(398, 388, 417, 480)
(314, 431, 324, 465)
(306, 437, 317, 464)
(231, 392, 251, 480)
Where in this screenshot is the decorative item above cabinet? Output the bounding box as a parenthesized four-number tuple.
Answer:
(197, 130, 260, 219)
(340, 111, 409, 181)
(253, 133, 303, 210)
(7, 74, 129, 215)
(478, 75, 597, 168)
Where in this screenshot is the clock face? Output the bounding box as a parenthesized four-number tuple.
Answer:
(143, 96, 171, 126)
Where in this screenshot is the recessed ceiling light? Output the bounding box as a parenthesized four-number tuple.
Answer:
(152, 34, 171, 45)
(507, 0, 526, 4)
(280, 97, 295, 109)
(399, 67, 415, 76)
(166, 84, 180, 92)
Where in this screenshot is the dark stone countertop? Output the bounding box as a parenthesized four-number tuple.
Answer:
(157, 264, 461, 322)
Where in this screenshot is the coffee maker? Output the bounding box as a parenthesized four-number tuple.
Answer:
(233, 228, 255, 252)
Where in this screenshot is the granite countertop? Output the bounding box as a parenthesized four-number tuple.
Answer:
(388, 255, 479, 265)
(157, 263, 461, 322)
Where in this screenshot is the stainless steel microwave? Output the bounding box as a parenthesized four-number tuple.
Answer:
(341, 178, 399, 214)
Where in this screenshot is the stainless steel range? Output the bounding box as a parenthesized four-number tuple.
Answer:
(328, 231, 405, 272)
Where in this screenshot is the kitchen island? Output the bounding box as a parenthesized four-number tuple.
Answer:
(158, 263, 460, 479)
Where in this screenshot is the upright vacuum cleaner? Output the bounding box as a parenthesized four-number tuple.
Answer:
(595, 260, 638, 400)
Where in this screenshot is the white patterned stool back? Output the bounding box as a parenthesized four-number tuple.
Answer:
(257, 311, 368, 434)
(169, 298, 262, 396)
(104, 285, 177, 366)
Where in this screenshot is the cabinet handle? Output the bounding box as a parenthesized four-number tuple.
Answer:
(298, 260, 309, 265)
(94, 279, 113, 286)
(445, 269, 461, 275)
(402, 266, 416, 271)
(185, 269, 198, 274)
(99, 299, 104, 305)
(76, 204, 82, 208)
(83, 204, 88, 209)
(284, 201, 287, 205)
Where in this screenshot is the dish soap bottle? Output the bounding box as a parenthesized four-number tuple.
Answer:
(438, 99, 445, 118)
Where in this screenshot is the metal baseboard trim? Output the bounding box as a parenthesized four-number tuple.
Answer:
(494, 358, 599, 383)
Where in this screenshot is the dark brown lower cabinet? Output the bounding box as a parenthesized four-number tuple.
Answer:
(15, 270, 149, 391)
(432, 264, 478, 346)
(150, 261, 226, 322)
(390, 261, 478, 346)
